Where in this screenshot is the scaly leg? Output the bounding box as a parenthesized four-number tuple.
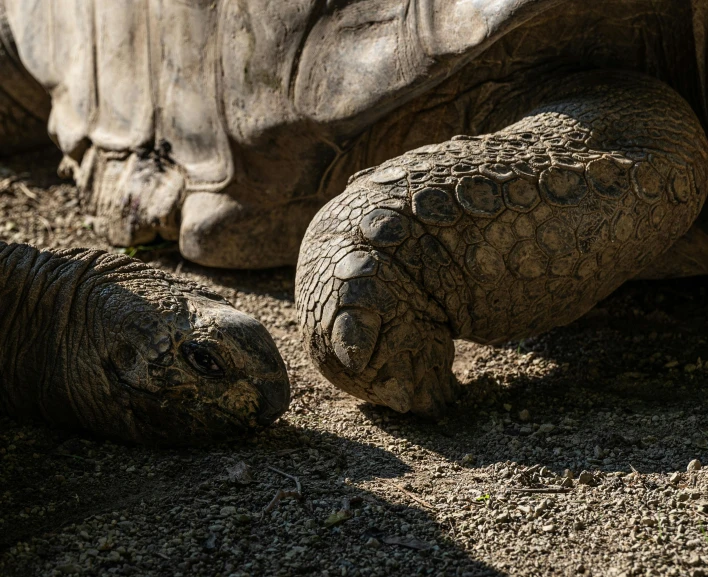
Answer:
(296, 71, 708, 416)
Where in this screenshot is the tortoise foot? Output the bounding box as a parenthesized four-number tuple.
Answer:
(77, 147, 182, 246)
(297, 238, 459, 417)
(180, 192, 321, 269)
(328, 304, 459, 417)
(72, 145, 321, 268)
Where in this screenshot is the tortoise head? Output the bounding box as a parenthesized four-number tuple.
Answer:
(82, 265, 290, 445)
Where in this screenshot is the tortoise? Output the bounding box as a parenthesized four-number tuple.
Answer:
(1, 1, 296, 444)
(1, 1, 708, 423)
(292, 0, 708, 416)
(0, 242, 291, 444)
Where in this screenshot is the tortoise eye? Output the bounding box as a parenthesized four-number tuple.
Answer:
(181, 342, 225, 377)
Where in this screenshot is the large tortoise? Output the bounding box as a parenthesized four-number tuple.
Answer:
(0, 242, 291, 444)
(1, 1, 708, 427)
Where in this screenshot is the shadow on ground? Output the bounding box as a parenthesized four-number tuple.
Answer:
(361, 276, 708, 477)
(0, 419, 503, 576)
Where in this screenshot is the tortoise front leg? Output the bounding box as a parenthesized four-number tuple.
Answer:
(295, 71, 708, 417)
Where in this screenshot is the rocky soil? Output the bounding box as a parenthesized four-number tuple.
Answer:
(0, 149, 707, 577)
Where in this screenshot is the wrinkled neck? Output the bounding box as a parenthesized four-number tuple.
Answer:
(0, 243, 104, 424)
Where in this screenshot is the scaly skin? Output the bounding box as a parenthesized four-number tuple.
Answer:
(0, 243, 290, 445)
(296, 72, 708, 417)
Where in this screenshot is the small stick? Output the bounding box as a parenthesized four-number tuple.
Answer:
(521, 464, 541, 476)
(16, 182, 37, 200)
(274, 448, 302, 457)
(54, 453, 88, 462)
(262, 489, 302, 515)
(261, 466, 304, 519)
(511, 487, 570, 494)
(38, 215, 54, 236)
(448, 519, 456, 539)
(267, 466, 302, 494)
(388, 481, 435, 510)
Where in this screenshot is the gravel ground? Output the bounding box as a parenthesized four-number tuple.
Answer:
(0, 149, 707, 577)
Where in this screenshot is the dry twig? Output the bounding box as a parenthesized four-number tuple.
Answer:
(267, 466, 302, 494)
(261, 466, 303, 518)
(37, 215, 54, 236)
(511, 487, 570, 494)
(387, 481, 435, 510)
(16, 182, 37, 201)
(262, 490, 302, 515)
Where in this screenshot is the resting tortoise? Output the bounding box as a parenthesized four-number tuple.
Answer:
(0, 242, 291, 444)
(1, 1, 708, 424)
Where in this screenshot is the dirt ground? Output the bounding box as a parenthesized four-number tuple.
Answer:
(0, 148, 707, 577)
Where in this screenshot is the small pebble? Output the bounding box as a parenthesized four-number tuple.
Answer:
(687, 459, 702, 472)
(687, 554, 703, 567)
(495, 512, 511, 523)
(577, 471, 595, 486)
(461, 454, 476, 466)
(640, 517, 657, 527)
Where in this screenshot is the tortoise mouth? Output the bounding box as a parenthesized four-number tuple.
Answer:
(112, 377, 259, 441)
(209, 402, 258, 427)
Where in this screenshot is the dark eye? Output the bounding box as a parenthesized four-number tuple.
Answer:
(181, 342, 224, 377)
